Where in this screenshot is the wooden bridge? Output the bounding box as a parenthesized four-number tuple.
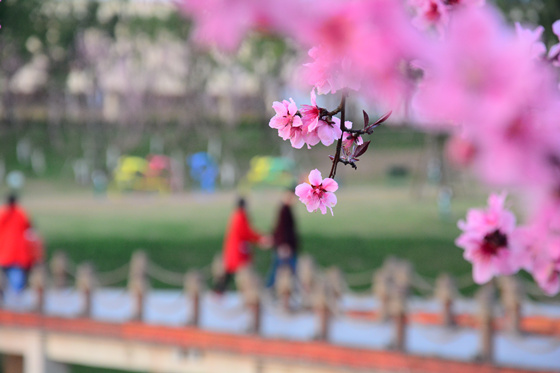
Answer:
(1, 251, 560, 373)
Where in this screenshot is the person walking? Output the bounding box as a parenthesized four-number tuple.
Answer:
(266, 188, 299, 288)
(0, 194, 42, 293)
(214, 197, 270, 294)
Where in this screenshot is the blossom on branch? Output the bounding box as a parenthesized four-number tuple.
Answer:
(299, 88, 325, 147)
(455, 193, 523, 284)
(295, 169, 338, 215)
(317, 117, 343, 146)
(269, 98, 306, 149)
(342, 120, 363, 153)
(300, 89, 321, 131)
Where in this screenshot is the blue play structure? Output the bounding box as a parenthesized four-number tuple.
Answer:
(187, 152, 219, 192)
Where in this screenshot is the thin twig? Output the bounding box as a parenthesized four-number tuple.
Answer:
(328, 94, 347, 179)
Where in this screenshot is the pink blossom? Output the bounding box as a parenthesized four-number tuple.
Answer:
(459, 78, 560, 187)
(300, 88, 322, 132)
(179, 0, 272, 51)
(302, 47, 359, 95)
(342, 121, 362, 155)
(269, 98, 306, 149)
(455, 192, 523, 284)
(515, 23, 546, 60)
(304, 127, 321, 148)
(530, 230, 560, 295)
(518, 196, 560, 295)
(445, 133, 476, 168)
(295, 169, 338, 215)
(533, 255, 560, 296)
(413, 7, 536, 130)
(444, 0, 485, 6)
(548, 20, 560, 66)
(299, 0, 426, 107)
(317, 116, 343, 147)
(409, 0, 449, 33)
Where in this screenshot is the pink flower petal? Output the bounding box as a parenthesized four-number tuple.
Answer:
(472, 256, 493, 284)
(287, 98, 298, 116)
(318, 124, 337, 146)
(290, 133, 306, 149)
(553, 20, 560, 37)
(308, 169, 323, 186)
(310, 88, 317, 106)
(272, 101, 287, 116)
(322, 178, 338, 192)
(292, 115, 303, 128)
(295, 183, 312, 199)
(323, 192, 337, 207)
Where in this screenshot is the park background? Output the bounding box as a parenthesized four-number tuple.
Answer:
(1, 0, 560, 372)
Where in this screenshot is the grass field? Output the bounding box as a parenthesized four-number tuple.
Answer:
(19, 180, 487, 288)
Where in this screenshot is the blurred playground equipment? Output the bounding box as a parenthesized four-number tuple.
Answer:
(243, 156, 297, 189)
(112, 155, 172, 193)
(187, 152, 219, 192)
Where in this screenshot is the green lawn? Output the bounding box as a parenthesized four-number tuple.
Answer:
(22, 183, 483, 288)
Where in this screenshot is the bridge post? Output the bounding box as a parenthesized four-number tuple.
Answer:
(237, 268, 262, 335)
(390, 261, 410, 352)
(296, 254, 316, 309)
(184, 270, 203, 326)
(373, 269, 391, 322)
(211, 253, 225, 290)
(50, 251, 68, 289)
(128, 251, 148, 322)
(499, 276, 523, 334)
(476, 283, 495, 363)
(435, 273, 457, 327)
(313, 281, 331, 341)
(275, 266, 293, 312)
(76, 263, 95, 318)
(248, 271, 262, 335)
(325, 266, 345, 302)
(29, 265, 47, 314)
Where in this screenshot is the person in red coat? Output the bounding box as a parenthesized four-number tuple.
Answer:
(0, 194, 41, 292)
(214, 197, 270, 293)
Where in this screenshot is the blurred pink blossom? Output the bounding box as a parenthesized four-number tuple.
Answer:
(445, 133, 476, 168)
(533, 256, 560, 295)
(413, 7, 535, 129)
(300, 0, 427, 107)
(409, 0, 449, 33)
(548, 20, 560, 66)
(456, 193, 523, 283)
(531, 231, 560, 295)
(179, 0, 272, 51)
(302, 47, 358, 95)
(502, 222, 559, 294)
(456, 78, 560, 187)
(515, 23, 546, 60)
(269, 98, 306, 149)
(295, 169, 338, 215)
